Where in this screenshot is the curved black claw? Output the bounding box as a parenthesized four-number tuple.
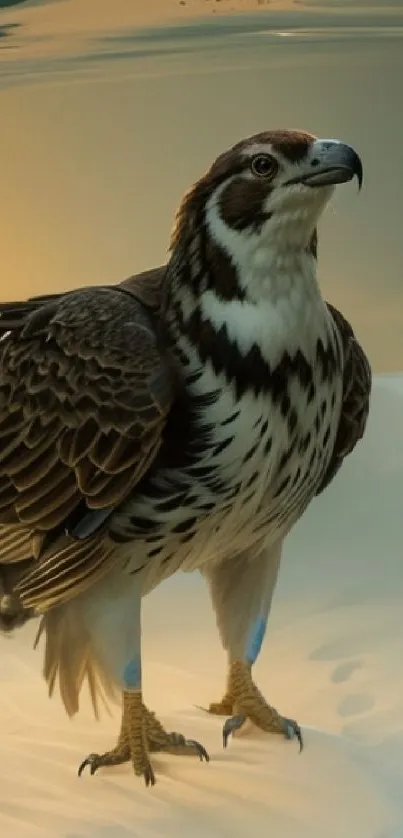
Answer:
(168, 731, 210, 762)
(78, 753, 103, 777)
(222, 714, 247, 748)
(283, 718, 304, 752)
(186, 739, 210, 762)
(143, 763, 156, 787)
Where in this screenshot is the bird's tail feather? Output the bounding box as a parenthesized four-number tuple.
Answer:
(35, 602, 119, 718)
(0, 525, 36, 631)
(0, 525, 37, 564)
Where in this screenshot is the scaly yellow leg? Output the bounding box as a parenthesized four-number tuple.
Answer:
(78, 691, 209, 784)
(208, 660, 303, 749)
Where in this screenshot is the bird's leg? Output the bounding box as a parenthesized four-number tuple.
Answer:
(203, 543, 303, 749)
(78, 695, 209, 780)
(76, 697, 167, 771)
(80, 704, 130, 769)
(145, 708, 209, 760)
(77, 579, 208, 784)
(207, 671, 236, 717)
(222, 659, 303, 750)
(208, 656, 295, 743)
(208, 647, 297, 744)
(207, 691, 235, 717)
(77, 586, 155, 784)
(79, 687, 155, 784)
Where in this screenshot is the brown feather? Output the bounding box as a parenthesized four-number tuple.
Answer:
(0, 525, 34, 563)
(16, 534, 115, 610)
(0, 261, 369, 618)
(0, 277, 175, 607)
(35, 608, 118, 717)
(316, 303, 372, 495)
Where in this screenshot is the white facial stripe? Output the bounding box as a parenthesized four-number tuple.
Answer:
(241, 143, 275, 159)
(206, 175, 331, 273)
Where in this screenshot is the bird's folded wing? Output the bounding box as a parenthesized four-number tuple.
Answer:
(0, 280, 175, 608)
(316, 303, 372, 495)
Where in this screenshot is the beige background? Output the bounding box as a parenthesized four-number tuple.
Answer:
(0, 3, 403, 837)
(1, 0, 403, 370)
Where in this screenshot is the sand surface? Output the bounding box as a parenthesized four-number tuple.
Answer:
(1, 374, 403, 837)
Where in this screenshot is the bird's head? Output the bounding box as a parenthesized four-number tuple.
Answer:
(170, 129, 362, 299)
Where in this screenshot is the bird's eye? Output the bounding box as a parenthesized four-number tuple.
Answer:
(250, 154, 278, 178)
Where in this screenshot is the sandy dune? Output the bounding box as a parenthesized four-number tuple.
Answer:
(1, 374, 402, 837)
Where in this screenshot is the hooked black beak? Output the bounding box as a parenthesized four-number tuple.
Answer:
(287, 140, 363, 191)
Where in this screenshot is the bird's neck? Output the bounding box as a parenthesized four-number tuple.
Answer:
(163, 226, 332, 381)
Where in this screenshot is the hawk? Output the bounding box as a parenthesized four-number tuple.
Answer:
(0, 129, 371, 786)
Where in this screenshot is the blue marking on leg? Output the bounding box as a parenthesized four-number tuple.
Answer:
(123, 655, 142, 689)
(245, 616, 267, 665)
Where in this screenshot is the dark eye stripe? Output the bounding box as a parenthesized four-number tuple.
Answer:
(219, 177, 274, 232)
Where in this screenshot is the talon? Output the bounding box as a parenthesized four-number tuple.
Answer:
(144, 764, 156, 787)
(222, 713, 247, 748)
(283, 718, 304, 752)
(186, 738, 210, 762)
(78, 754, 100, 777)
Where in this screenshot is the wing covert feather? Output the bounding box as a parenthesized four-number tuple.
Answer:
(316, 303, 371, 495)
(0, 279, 174, 608)
(0, 284, 174, 528)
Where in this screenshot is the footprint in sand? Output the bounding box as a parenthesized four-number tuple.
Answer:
(332, 660, 363, 683)
(309, 641, 343, 661)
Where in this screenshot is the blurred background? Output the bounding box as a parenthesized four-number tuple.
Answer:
(1, 0, 402, 372)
